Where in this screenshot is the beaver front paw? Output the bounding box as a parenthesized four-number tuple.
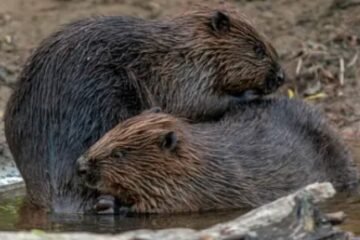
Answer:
(94, 195, 131, 215)
(93, 195, 116, 214)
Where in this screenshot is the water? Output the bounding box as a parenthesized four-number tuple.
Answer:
(0, 142, 359, 234)
(0, 195, 247, 233)
(2, 192, 360, 234)
(321, 194, 360, 235)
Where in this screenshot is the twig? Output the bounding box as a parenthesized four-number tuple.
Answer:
(347, 52, 358, 67)
(295, 58, 303, 76)
(339, 57, 345, 86)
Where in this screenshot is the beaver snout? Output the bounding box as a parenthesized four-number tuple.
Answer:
(265, 67, 286, 93)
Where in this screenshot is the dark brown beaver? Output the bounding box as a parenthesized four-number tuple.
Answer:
(4, 7, 284, 213)
(77, 98, 359, 214)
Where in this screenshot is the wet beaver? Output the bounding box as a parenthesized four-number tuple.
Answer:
(77, 98, 359, 214)
(4, 7, 284, 213)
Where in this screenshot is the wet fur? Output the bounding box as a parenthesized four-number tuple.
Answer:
(4, 7, 282, 213)
(82, 97, 359, 214)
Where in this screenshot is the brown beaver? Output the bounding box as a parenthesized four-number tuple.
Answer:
(4, 7, 284, 213)
(77, 98, 359, 214)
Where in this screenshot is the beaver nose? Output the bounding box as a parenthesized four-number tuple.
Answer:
(77, 156, 89, 176)
(265, 68, 286, 93)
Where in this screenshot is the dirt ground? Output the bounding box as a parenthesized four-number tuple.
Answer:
(0, 0, 359, 160)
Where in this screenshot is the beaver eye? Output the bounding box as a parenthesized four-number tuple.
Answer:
(254, 44, 266, 59)
(110, 150, 126, 159)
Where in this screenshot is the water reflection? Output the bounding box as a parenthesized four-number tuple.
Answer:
(0, 141, 359, 234)
(0, 196, 248, 233)
(1, 193, 360, 234)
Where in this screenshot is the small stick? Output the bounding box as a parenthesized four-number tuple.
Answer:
(347, 52, 358, 67)
(295, 58, 303, 76)
(339, 57, 345, 86)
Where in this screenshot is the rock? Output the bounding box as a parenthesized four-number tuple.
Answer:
(0, 65, 16, 85)
(0, 182, 355, 239)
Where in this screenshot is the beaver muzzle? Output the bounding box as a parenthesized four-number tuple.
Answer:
(265, 67, 286, 94)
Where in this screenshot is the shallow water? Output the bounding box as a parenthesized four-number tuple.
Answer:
(1, 193, 360, 234)
(0, 195, 248, 233)
(0, 142, 359, 234)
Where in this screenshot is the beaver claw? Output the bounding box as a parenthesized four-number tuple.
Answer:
(94, 195, 116, 214)
(94, 195, 131, 215)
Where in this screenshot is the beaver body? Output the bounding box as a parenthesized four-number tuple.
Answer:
(4, 8, 284, 213)
(78, 98, 359, 214)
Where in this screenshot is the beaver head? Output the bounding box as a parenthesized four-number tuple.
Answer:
(193, 9, 284, 94)
(76, 109, 213, 213)
(148, 7, 285, 114)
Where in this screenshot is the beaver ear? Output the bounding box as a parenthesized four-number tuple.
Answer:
(161, 131, 177, 152)
(210, 11, 230, 32)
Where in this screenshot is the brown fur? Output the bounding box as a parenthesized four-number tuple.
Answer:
(78, 98, 359, 214)
(5, 6, 284, 213)
(159, 7, 281, 98)
(79, 113, 216, 213)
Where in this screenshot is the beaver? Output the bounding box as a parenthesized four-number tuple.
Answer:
(4, 7, 284, 213)
(77, 98, 359, 214)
